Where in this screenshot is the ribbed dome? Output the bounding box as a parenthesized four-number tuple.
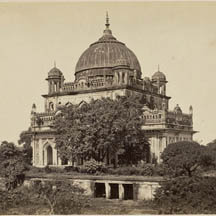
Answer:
(48, 67, 62, 77)
(75, 18, 141, 78)
(152, 71, 166, 81)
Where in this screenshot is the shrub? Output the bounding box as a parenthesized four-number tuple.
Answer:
(152, 164, 165, 176)
(107, 164, 159, 176)
(154, 176, 216, 214)
(44, 165, 52, 173)
(107, 166, 137, 175)
(0, 185, 41, 214)
(2, 159, 28, 190)
(80, 159, 107, 174)
(31, 180, 91, 214)
(64, 166, 79, 172)
(137, 163, 154, 176)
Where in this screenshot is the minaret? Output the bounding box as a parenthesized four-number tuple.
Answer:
(31, 103, 36, 114)
(31, 103, 36, 127)
(189, 105, 193, 115)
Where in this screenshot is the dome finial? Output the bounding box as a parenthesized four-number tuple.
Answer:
(105, 11, 110, 29)
(158, 64, 160, 72)
(54, 60, 56, 68)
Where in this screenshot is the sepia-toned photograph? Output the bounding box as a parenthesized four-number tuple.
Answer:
(0, 1, 216, 214)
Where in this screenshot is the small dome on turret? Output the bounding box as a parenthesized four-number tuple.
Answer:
(48, 66, 62, 77)
(48, 61, 62, 78)
(152, 65, 166, 81)
(152, 71, 166, 81)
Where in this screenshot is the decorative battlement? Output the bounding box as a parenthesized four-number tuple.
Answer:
(61, 77, 156, 94)
(62, 77, 114, 92)
(142, 104, 193, 131)
(31, 112, 55, 128)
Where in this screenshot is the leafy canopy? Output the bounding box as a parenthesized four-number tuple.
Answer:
(154, 176, 216, 214)
(18, 130, 33, 165)
(0, 141, 28, 190)
(54, 95, 149, 166)
(161, 141, 208, 177)
(31, 180, 90, 214)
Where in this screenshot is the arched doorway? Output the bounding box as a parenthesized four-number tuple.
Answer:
(47, 146, 53, 165)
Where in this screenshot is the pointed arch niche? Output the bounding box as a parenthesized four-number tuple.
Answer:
(42, 141, 60, 166)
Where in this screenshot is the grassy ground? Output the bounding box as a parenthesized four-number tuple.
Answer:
(1, 198, 158, 215)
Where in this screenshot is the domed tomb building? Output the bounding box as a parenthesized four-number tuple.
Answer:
(30, 16, 195, 167)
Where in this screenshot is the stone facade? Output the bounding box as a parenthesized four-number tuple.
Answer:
(24, 177, 161, 201)
(29, 15, 196, 167)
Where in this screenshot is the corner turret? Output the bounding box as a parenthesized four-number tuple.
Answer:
(152, 65, 167, 95)
(46, 62, 64, 94)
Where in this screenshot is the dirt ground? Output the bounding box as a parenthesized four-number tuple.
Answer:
(82, 198, 158, 214)
(2, 198, 158, 215)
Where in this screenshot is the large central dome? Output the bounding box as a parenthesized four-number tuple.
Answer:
(75, 16, 141, 79)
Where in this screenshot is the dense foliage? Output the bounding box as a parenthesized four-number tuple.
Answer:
(79, 159, 107, 174)
(155, 176, 216, 214)
(153, 140, 216, 214)
(54, 96, 149, 167)
(0, 141, 28, 190)
(31, 180, 91, 214)
(18, 130, 33, 165)
(0, 180, 91, 215)
(161, 141, 214, 177)
(207, 139, 216, 151)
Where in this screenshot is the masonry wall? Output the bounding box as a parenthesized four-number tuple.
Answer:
(24, 177, 161, 201)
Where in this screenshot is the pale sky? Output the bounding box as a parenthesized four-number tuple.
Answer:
(0, 1, 215, 145)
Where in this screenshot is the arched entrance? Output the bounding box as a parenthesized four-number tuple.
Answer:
(47, 146, 53, 165)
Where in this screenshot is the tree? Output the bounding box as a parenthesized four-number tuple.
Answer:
(0, 141, 28, 190)
(54, 95, 149, 167)
(154, 176, 216, 214)
(18, 130, 33, 165)
(31, 180, 91, 214)
(0, 141, 21, 164)
(161, 141, 208, 177)
(207, 139, 216, 151)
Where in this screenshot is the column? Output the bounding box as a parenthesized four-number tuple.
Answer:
(119, 184, 124, 200)
(52, 81, 55, 93)
(31, 140, 35, 166)
(56, 82, 59, 92)
(105, 182, 111, 199)
(53, 148, 58, 165)
(38, 139, 43, 166)
(44, 147, 47, 166)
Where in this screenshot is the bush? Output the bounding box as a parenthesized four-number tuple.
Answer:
(107, 164, 162, 176)
(79, 159, 107, 174)
(31, 180, 91, 214)
(2, 159, 28, 190)
(44, 165, 52, 173)
(64, 166, 79, 172)
(154, 176, 216, 214)
(0, 185, 42, 214)
(152, 164, 165, 176)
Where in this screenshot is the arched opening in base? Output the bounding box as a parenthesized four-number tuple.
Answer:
(47, 146, 53, 165)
